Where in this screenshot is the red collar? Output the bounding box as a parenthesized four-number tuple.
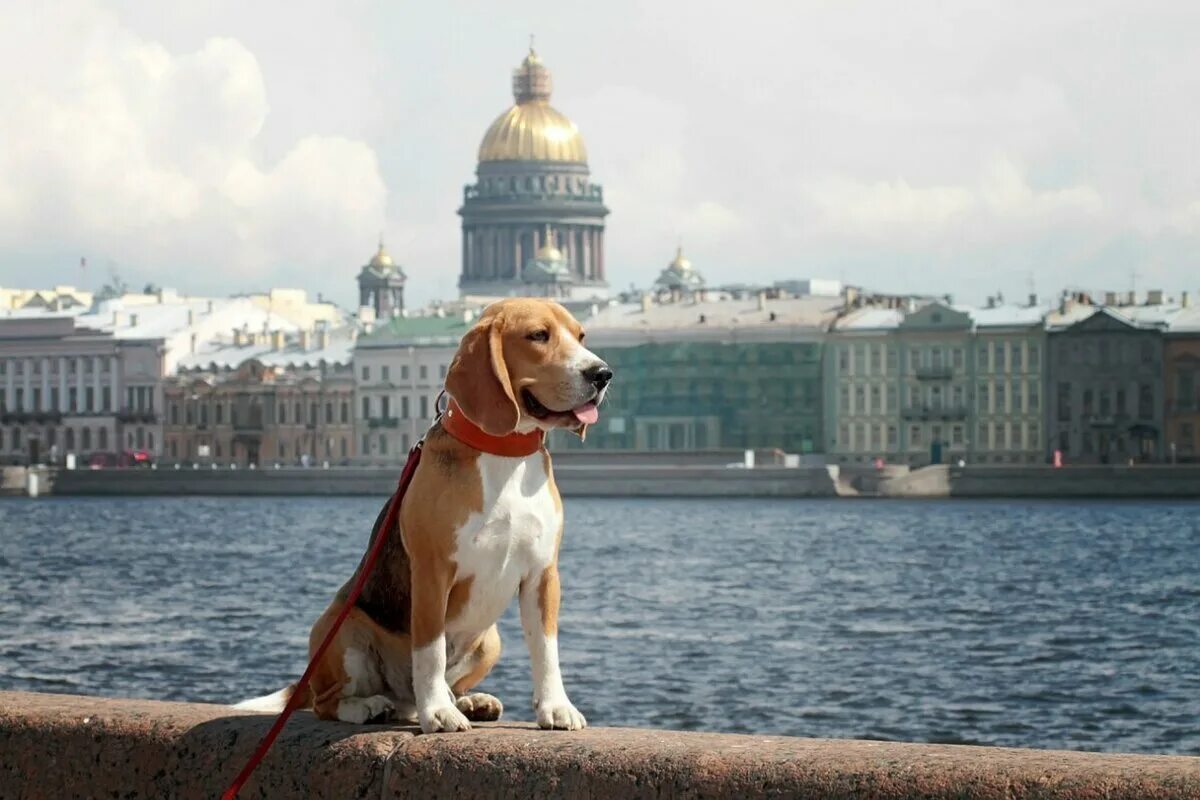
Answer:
(441, 399, 544, 457)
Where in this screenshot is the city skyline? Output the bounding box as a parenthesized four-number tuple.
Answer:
(1, 2, 1198, 309)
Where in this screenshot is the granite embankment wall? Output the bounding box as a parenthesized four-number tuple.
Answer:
(49, 464, 842, 498)
(2, 691, 1198, 799)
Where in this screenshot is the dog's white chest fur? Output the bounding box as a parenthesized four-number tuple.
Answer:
(447, 451, 559, 636)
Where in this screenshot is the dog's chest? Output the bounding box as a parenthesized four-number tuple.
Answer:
(448, 452, 559, 633)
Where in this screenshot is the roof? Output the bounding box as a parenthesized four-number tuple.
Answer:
(583, 295, 841, 345)
(962, 303, 1052, 329)
(1168, 306, 1200, 333)
(356, 313, 476, 349)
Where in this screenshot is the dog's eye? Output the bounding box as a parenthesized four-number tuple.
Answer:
(527, 330, 550, 343)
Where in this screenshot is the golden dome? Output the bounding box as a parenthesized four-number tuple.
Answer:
(369, 240, 393, 268)
(669, 246, 692, 272)
(477, 48, 587, 164)
(535, 227, 564, 261)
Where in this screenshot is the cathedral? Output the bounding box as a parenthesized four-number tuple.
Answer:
(458, 47, 609, 300)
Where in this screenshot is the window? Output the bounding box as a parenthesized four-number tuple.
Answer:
(869, 346, 881, 374)
(1180, 371, 1197, 409)
(1028, 423, 1040, 450)
(99, 428, 108, 450)
(1140, 340, 1155, 363)
(362, 434, 370, 454)
(340, 438, 347, 458)
(855, 345, 866, 374)
(885, 386, 897, 412)
(952, 385, 964, 409)
(910, 425, 922, 447)
(1011, 381, 1021, 413)
(952, 348, 964, 370)
(32, 388, 41, 411)
(379, 435, 388, 455)
(325, 402, 333, 424)
(200, 405, 208, 425)
(885, 348, 897, 372)
(840, 387, 850, 413)
(1029, 344, 1040, 369)
(13, 428, 20, 449)
(50, 387, 59, 412)
(1028, 383, 1039, 411)
(952, 425, 964, 445)
(1098, 389, 1110, 416)
(1082, 389, 1094, 416)
(278, 403, 285, 423)
(978, 345, 989, 372)
(170, 404, 178, 425)
(994, 343, 1006, 372)
(69, 388, 78, 412)
(1116, 388, 1126, 415)
(362, 397, 370, 419)
(65, 428, 74, 450)
(1011, 343, 1022, 371)
(340, 402, 349, 423)
(419, 365, 428, 381)
(978, 423, 988, 449)
(853, 386, 865, 413)
(419, 395, 429, 419)
(931, 347, 943, 368)
(401, 396, 410, 419)
(931, 424, 943, 444)
(1057, 382, 1071, 422)
(909, 349, 920, 371)
(978, 383, 990, 414)
(996, 423, 1008, 449)
(278, 442, 286, 458)
(887, 426, 897, 448)
(869, 385, 881, 415)
(439, 364, 448, 379)
(854, 423, 864, 451)
(1138, 384, 1153, 420)
(400, 365, 409, 380)
(14, 388, 23, 412)
(838, 424, 849, 448)
(382, 366, 390, 382)
(361, 366, 370, 381)
(102, 387, 110, 411)
(217, 403, 225, 424)
(382, 396, 391, 418)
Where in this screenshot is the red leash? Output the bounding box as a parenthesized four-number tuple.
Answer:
(221, 444, 423, 800)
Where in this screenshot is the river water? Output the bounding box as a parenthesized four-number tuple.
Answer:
(1, 496, 1196, 754)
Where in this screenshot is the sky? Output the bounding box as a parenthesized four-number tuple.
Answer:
(1, 0, 1198, 309)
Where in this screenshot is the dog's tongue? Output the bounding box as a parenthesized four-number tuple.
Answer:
(571, 402, 599, 425)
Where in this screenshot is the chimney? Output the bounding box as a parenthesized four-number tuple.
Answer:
(206, 299, 214, 313)
(129, 313, 138, 327)
(844, 287, 859, 307)
(986, 296, 997, 309)
(1126, 290, 1136, 306)
(1028, 293, 1038, 307)
(317, 326, 330, 350)
(1147, 289, 1164, 305)
(299, 329, 312, 351)
(232, 328, 245, 347)
(757, 291, 767, 311)
(1104, 291, 1118, 306)
(1183, 291, 1191, 308)
(640, 294, 652, 313)
(271, 330, 285, 351)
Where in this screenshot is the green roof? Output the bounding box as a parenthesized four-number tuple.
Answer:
(355, 314, 471, 348)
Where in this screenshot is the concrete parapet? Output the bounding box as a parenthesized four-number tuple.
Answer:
(2, 691, 1198, 799)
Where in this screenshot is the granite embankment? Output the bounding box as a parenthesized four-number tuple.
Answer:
(2, 691, 1198, 799)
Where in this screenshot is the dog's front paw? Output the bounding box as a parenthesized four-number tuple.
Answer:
(535, 698, 586, 731)
(419, 703, 472, 734)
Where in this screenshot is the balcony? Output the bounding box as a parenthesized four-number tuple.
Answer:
(368, 416, 401, 429)
(116, 408, 157, 424)
(233, 418, 265, 432)
(902, 404, 969, 421)
(914, 365, 953, 381)
(1082, 413, 1130, 428)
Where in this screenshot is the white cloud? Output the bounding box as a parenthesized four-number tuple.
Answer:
(805, 158, 1102, 243)
(0, 3, 385, 296)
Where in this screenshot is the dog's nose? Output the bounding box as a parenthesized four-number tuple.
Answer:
(583, 364, 613, 389)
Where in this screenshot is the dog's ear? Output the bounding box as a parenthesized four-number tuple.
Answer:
(446, 314, 521, 436)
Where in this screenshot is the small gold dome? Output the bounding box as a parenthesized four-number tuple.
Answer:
(535, 227, 564, 261)
(669, 246, 692, 272)
(369, 240, 393, 268)
(477, 48, 587, 164)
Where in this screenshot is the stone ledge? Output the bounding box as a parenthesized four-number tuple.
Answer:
(1, 690, 1198, 799)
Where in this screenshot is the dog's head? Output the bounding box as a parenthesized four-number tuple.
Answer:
(445, 298, 612, 438)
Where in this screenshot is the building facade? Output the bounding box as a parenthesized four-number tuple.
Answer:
(0, 317, 162, 465)
(357, 241, 406, 320)
(458, 47, 608, 300)
(1164, 303, 1200, 462)
(573, 294, 837, 453)
(1046, 307, 1170, 464)
(825, 308, 903, 464)
(970, 305, 1046, 464)
(162, 358, 355, 467)
(352, 314, 466, 464)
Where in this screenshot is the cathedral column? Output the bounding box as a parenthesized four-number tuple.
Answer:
(462, 228, 469, 281)
(511, 229, 520, 279)
(583, 229, 593, 281)
(597, 232, 605, 281)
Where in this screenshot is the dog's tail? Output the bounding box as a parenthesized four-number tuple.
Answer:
(233, 683, 300, 713)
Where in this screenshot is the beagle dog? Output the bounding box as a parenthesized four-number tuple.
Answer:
(236, 298, 611, 734)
